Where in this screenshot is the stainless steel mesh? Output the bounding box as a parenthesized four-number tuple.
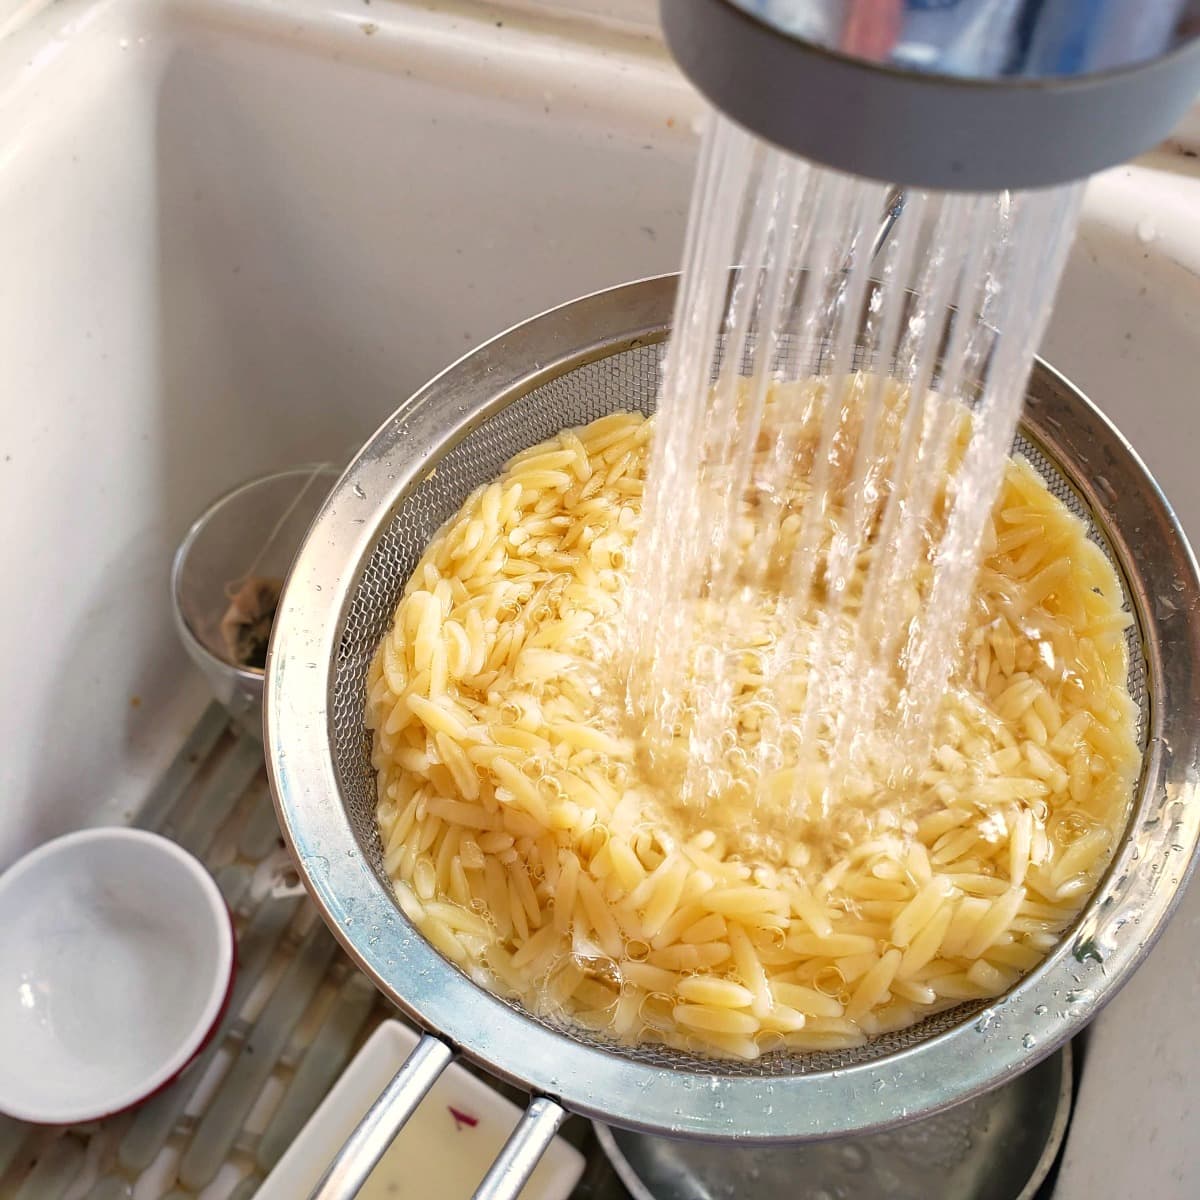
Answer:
(329, 335, 1148, 1079)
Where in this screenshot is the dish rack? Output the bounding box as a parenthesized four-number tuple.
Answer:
(0, 706, 625, 1200)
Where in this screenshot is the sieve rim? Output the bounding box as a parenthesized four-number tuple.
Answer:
(266, 273, 1200, 1142)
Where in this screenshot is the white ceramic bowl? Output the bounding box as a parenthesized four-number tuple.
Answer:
(0, 827, 236, 1124)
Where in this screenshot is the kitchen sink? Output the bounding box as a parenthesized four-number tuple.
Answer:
(1, 0, 1197, 1195)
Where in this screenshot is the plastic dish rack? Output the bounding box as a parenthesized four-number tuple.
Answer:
(0, 707, 623, 1199)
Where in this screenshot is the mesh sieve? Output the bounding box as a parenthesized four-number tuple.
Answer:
(329, 335, 1146, 1080)
(268, 275, 1200, 1160)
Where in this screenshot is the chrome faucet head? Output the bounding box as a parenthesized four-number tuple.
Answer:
(661, 0, 1200, 188)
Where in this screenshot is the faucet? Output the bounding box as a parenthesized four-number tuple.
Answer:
(659, 0, 1200, 188)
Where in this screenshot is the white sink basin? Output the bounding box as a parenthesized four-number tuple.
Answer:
(0, 1, 1196, 1195)
(0, 0, 695, 862)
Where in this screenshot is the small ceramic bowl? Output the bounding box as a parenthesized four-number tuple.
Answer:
(0, 827, 236, 1125)
(171, 464, 339, 738)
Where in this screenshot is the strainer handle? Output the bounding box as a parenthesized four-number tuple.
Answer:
(472, 1096, 567, 1200)
(307, 1032, 454, 1200)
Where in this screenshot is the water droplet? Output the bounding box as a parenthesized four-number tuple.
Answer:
(1035, 1004, 1048, 1016)
(1022, 1033, 1036, 1049)
(353, 483, 366, 499)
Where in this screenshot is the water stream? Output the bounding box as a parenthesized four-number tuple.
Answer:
(623, 112, 1084, 824)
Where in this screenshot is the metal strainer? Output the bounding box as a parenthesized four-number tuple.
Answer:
(265, 274, 1200, 1200)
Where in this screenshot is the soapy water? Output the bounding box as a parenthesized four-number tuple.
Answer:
(622, 111, 1084, 821)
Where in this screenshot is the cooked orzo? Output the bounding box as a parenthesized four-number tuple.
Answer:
(366, 379, 1139, 1060)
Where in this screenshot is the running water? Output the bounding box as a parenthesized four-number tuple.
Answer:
(622, 112, 1083, 826)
